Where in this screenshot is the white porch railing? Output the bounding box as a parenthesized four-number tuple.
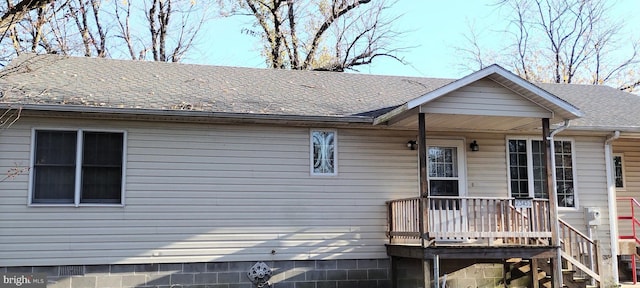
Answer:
(387, 196, 552, 246)
(559, 218, 602, 284)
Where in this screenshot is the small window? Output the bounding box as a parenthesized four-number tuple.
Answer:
(311, 130, 337, 175)
(614, 154, 625, 189)
(31, 129, 125, 205)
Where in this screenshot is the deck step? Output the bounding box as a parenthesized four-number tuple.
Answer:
(506, 259, 586, 288)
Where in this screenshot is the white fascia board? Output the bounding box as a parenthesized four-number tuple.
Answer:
(494, 66, 584, 118)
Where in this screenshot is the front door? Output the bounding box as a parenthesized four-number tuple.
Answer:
(427, 139, 467, 240)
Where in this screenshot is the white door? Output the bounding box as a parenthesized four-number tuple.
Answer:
(427, 139, 467, 240)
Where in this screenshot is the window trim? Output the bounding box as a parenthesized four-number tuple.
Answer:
(28, 128, 127, 207)
(613, 153, 626, 190)
(505, 136, 578, 209)
(426, 138, 468, 197)
(310, 129, 338, 176)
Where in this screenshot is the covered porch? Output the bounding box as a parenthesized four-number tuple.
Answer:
(375, 65, 599, 287)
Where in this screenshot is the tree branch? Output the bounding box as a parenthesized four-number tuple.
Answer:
(302, 0, 371, 70)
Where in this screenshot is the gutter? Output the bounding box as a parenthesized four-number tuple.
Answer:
(0, 103, 375, 125)
(605, 130, 621, 285)
(547, 119, 569, 288)
(548, 120, 571, 200)
(563, 125, 640, 133)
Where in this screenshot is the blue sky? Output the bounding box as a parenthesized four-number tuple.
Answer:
(189, 0, 639, 79)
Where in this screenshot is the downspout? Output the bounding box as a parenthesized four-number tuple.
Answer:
(548, 119, 569, 288)
(605, 130, 621, 285)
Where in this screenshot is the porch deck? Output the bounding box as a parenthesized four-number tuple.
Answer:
(386, 196, 602, 285)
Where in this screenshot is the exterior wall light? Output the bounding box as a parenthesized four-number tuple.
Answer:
(407, 140, 417, 150)
(470, 140, 479, 151)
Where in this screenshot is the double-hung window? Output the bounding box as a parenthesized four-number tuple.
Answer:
(507, 138, 577, 208)
(30, 129, 126, 205)
(311, 130, 337, 175)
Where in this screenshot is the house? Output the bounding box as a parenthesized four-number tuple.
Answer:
(0, 53, 639, 288)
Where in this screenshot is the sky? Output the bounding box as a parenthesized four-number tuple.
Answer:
(188, 0, 640, 80)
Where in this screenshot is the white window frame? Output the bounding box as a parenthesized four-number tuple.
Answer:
(28, 128, 127, 207)
(426, 138, 467, 197)
(506, 136, 578, 209)
(310, 129, 337, 176)
(613, 153, 626, 190)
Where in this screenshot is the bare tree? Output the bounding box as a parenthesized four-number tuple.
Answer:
(0, 55, 44, 183)
(0, 0, 211, 64)
(458, 0, 640, 92)
(0, 0, 52, 33)
(67, 0, 107, 57)
(0, 0, 108, 63)
(0, 104, 25, 183)
(112, 0, 209, 62)
(221, 0, 407, 71)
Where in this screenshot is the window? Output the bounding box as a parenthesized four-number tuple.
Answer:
(428, 146, 459, 197)
(311, 130, 336, 175)
(614, 154, 625, 189)
(31, 129, 125, 205)
(508, 138, 576, 208)
(428, 142, 465, 210)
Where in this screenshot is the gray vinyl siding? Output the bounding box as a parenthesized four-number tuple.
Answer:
(421, 79, 553, 118)
(439, 133, 611, 253)
(558, 136, 611, 254)
(463, 133, 510, 197)
(0, 117, 614, 266)
(614, 139, 640, 240)
(0, 117, 419, 266)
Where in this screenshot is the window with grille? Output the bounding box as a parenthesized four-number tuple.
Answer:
(614, 154, 625, 189)
(507, 138, 576, 208)
(311, 130, 337, 175)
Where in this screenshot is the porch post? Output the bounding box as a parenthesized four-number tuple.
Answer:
(418, 112, 428, 197)
(418, 112, 431, 288)
(418, 112, 428, 246)
(390, 256, 398, 288)
(531, 258, 540, 288)
(543, 118, 562, 288)
(423, 258, 432, 288)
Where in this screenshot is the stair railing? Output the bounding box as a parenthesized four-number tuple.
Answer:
(507, 204, 602, 284)
(617, 197, 640, 245)
(617, 197, 640, 284)
(558, 218, 601, 284)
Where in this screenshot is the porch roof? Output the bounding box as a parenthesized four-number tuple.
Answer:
(373, 65, 584, 131)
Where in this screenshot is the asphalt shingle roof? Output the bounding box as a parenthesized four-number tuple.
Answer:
(539, 83, 640, 130)
(1, 53, 639, 130)
(0, 54, 452, 118)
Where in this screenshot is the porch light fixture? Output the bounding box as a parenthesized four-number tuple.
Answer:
(470, 140, 479, 152)
(407, 140, 417, 150)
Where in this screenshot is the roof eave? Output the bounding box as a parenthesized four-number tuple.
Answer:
(567, 125, 640, 133)
(2, 103, 375, 125)
(372, 103, 409, 125)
